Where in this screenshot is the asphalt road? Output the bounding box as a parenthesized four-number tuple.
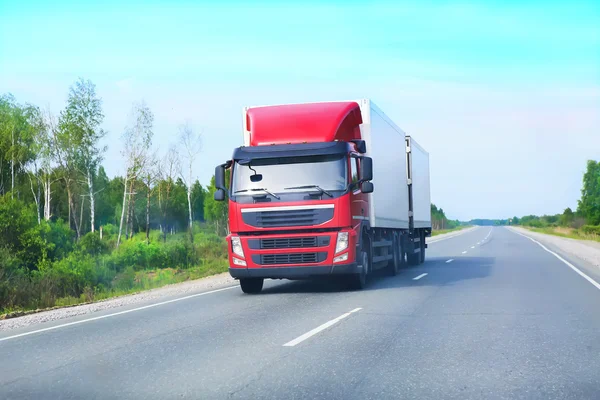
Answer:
(2, 227, 600, 399)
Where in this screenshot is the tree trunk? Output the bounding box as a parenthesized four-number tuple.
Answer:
(43, 173, 51, 221)
(146, 178, 151, 244)
(79, 195, 85, 235)
(117, 174, 128, 247)
(28, 174, 41, 224)
(87, 169, 95, 232)
(187, 187, 193, 242)
(126, 179, 135, 239)
(69, 186, 81, 239)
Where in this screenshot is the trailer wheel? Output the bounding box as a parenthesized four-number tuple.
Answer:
(349, 250, 369, 290)
(240, 278, 264, 294)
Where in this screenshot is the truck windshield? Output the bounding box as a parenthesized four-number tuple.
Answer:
(232, 154, 347, 196)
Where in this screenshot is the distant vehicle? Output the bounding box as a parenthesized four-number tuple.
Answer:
(214, 99, 431, 293)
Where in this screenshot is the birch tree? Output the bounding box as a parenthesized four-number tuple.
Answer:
(57, 78, 105, 238)
(157, 147, 180, 242)
(117, 102, 153, 247)
(178, 123, 202, 241)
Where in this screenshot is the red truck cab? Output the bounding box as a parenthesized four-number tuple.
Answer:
(214, 101, 374, 293)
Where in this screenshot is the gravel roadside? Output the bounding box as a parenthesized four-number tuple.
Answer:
(0, 273, 236, 333)
(1, 226, 476, 333)
(509, 226, 600, 269)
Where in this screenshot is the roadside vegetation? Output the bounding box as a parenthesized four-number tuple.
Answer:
(512, 160, 600, 243)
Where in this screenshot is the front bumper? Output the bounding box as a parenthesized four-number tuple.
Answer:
(229, 262, 361, 279)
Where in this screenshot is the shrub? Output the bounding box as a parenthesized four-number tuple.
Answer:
(580, 225, 600, 235)
(78, 231, 109, 256)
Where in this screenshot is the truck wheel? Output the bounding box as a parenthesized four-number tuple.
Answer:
(240, 278, 264, 294)
(349, 250, 369, 290)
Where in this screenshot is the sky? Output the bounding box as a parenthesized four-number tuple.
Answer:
(1, 0, 599, 220)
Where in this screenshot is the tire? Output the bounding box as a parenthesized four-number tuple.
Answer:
(240, 278, 264, 294)
(349, 250, 369, 290)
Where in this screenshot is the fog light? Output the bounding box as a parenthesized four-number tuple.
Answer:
(333, 253, 349, 263)
(232, 257, 247, 266)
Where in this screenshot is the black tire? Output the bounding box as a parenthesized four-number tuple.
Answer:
(349, 250, 369, 290)
(240, 278, 264, 294)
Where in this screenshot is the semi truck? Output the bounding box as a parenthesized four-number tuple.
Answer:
(214, 99, 431, 294)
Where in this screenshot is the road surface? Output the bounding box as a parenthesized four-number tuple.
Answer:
(2, 227, 600, 399)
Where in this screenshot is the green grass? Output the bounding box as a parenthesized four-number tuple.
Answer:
(521, 226, 600, 242)
(1, 260, 229, 319)
(431, 225, 470, 236)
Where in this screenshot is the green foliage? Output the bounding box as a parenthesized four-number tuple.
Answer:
(204, 172, 230, 235)
(578, 160, 600, 225)
(580, 225, 600, 235)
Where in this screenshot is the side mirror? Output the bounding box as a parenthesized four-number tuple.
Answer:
(214, 188, 225, 201)
(215, 165, 226, 190)
(361, 181, 374, 194)
(360, 157, 373, 181)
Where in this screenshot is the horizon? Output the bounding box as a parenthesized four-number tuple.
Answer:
(1, 0, 599, 220)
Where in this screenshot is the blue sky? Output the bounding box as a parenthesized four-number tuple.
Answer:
(1, 0, 599, 220)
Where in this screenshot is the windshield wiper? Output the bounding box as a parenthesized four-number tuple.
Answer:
(284, 185, 333, 198)
(234, 188, 280, 199)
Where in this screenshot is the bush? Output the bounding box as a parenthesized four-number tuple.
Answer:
(580, 225, 600, 235)
(78, 231, 109, 256)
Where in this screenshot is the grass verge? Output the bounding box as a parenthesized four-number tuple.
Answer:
(1, 260, 228, 320)
(520, 226, 600, 243)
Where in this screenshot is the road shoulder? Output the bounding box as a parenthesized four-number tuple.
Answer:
(507, 226, 600, 285)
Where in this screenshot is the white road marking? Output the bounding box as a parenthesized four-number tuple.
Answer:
(413, 273, 428, 280)
(283, 308, 362, 347)
(477, 242, 481, 245)
(446, 259, 454, 263)
(0, 286, 239, 343)
(483, 227, 493, 241)
(462, 251, 467, 254)
(512, 230, 600, 291)
(471, 246, 475, 249)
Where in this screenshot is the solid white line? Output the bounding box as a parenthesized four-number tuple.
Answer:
(446, 259, 454, 263)
(413, 273, 428, 280)
(283, 308, 362, 347)
(511, 229, 600, 291)
(0, 286, 239, 343)
(462, 251, 467, 254)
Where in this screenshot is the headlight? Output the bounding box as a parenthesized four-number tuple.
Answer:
(335, 232, 349, 254)
(231, 236, 244, 258)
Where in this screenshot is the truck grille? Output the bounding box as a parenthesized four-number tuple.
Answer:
(252, 252, 327, 265)
(262, 237, 316, 249)
(241, 207, 334, 228)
